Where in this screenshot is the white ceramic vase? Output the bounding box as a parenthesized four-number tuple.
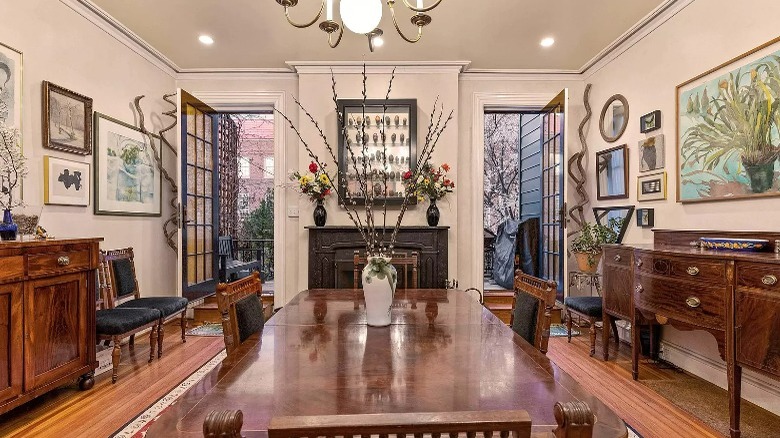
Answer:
(362, 256, 397, 327)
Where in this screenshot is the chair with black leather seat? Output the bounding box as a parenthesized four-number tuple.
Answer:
(564, 295, 619, 359)
(101, 248, 189, 359)
(96, 260, 161, 383)
(216, 272, 265, 355)
(510, 271, 557, 354)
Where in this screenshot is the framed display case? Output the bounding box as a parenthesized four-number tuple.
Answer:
(337, 99, 417, 205)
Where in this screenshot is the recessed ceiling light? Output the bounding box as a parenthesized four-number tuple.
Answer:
(540, 37, 555, 48)
(199, 35, 214, 45)
(373, 36, 384, 48)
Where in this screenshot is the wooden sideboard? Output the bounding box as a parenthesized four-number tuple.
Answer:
(603, 230, 780, 438)
(307, 226, 449, 289)
(0, 238, 102, 415)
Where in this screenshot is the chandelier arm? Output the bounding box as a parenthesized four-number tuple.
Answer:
(328, 23, 345, 48)
(400, 0, 443, 13)
(389, 6, 423, 43)
(284, 0, 325, 28)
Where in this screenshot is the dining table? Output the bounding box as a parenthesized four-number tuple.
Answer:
(146, 289, 628, 437)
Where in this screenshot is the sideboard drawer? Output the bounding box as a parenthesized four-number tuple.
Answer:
(27, 249, 91, 278)
(736, 262, 780, 292)
(635, 252, 727, 285)
(634, 274, 726, 331)
(0, 256, 24, 283)
(604, 246, 632, 268)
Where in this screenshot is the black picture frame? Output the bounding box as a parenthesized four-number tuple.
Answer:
(640, 110, 661, 133)
(596, 144, 629, 201)
(636, 208, 655, 228)
(592, 205, 634, 243)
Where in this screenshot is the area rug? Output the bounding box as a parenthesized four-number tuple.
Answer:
(549, 323, 579, 337)
(186, 323, 223, 337)
(111, 349, 227, 438)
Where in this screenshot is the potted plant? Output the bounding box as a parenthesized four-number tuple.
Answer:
(570, 221, 619, 273)
(404, 161, 454, 226)
(290, 161, 333, 226)
(0, 122, 26, 241)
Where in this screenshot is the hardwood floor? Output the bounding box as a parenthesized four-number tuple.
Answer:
(548, 330, 724, 438)
(0, 323, 225, 438)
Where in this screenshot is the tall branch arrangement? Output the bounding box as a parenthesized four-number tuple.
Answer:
(277, 66, 453, 256)
(567, 84, 592, 237)
(0, 123, 25, 210)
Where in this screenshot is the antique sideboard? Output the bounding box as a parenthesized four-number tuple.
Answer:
(603, 229, 780, 438)
(0, 238, 102, 415)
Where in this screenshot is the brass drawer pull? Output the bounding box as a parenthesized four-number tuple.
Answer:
(686, 297, 701, 308)
(635, 284, 644, 294)
(57, 256, 71, 266)
(762, 274, 778, 286)
(687, 266, 700, 276)
(614, 254, 622, 262)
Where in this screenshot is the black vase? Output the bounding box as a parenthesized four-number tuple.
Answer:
(426, 199, 440, 227)
(313, 200, 327, 227)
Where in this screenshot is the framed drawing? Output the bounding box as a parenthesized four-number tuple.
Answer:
(94, 112, 161, 216)
(677, 36, 780, 203)
(637, 171, 667, 202)
(640, 110, 661, 133)
(0, 42, 23, 203)
(44, 155, 90, 206)
(636, 208, 655, 228)
(639, 134, 665, 172)
(43, 81, 93, 155)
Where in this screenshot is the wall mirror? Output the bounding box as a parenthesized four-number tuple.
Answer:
(596, 145, 629, 200)
(593, 206, 634, 244)
(599, 94, 629, 142)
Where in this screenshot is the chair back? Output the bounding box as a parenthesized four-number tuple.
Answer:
(511, 271, 557, 354)
(218, 236, 234, 260)
(353, 251, 419, 289)
(100, 248, 141, 308)
(268, 410, 532, 438)
(216, 272, 264, 355)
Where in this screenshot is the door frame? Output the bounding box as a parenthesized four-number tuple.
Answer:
(470, 91, 567, 295)
(180, 90, 288, 308)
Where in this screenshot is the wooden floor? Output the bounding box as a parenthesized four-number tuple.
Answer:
(0, 323, 225, 438)
(548, 330, 724, 438)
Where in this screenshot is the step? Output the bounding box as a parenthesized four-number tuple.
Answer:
(483, 291, 515, 305)
(485, 303, 513, 325)
(203, 294, 218, 305)
(193, 302, 221, 324)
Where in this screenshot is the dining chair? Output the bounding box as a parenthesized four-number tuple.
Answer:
(353, 251, 419, 289)
(510, 271, 557, 354)
(216, 271, 264, 355)
(101, 248, 189, 358)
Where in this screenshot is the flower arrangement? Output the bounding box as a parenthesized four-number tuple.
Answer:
(0, 123, 26, 210)
(290, 161, 333, 202)
(404, 162, 454, 202)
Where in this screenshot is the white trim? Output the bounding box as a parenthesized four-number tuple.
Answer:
(189, 91, 289, 308)
(287, 60, 471, 75)
(177, 69, 298, 81)
(659, 340, 780, 416)
(460, 70, 583, 82)
(470, 92, 555, 289)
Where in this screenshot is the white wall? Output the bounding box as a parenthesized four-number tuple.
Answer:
(583, 0, 780, 414)
(1, 0, 177, 296)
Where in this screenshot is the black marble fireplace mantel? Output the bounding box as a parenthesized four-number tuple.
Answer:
(306, 226, 449, 289)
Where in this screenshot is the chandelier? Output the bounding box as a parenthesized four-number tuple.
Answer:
(275, 0, 443, 52)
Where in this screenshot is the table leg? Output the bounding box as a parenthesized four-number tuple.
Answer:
(728, 361, 742, 438)
(602, 313, 611, 361)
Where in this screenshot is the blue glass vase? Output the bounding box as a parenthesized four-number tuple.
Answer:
(0, 209, 18, 241)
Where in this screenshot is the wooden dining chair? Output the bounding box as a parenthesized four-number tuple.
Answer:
(510, 271, 558, 354)
(216, 272, 264, 355)
(353, 251, 419, 289)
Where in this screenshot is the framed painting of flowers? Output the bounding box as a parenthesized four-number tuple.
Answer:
(677, 36, 780, 203)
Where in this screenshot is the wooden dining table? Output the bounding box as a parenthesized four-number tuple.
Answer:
(147, 289, 628, 437)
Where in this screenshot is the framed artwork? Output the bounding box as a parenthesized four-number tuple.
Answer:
(44, 155, 90, 206)
(43, 81, 93, 155)
(677, 36, 780, 203)
(640, 110, 661, 133)
(636, 208, 655, 228)
(0, 42, 23, 203)
(637, 171, 667, 202)
(94, 112, 162, 216)
(639, 134, 665, 172)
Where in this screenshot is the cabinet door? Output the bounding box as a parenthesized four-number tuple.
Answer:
(603, 263, 633, 320)
(24, 272, 88, 391)
(736, 287, 780, 376)
(0, 282, 22, 404)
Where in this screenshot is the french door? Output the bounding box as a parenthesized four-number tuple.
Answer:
(179, 90, 219, 296)
(540, 91, 567, 302)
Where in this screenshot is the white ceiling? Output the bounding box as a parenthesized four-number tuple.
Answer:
(91, 0, 666, 71)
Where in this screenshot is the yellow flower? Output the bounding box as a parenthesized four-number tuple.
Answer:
(417, 195, 424, 202)
(300, 175, 312, 185)
(424, 178, 430, 185)
(319, 173, 330, 185)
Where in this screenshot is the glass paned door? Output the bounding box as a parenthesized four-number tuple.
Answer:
(180, 91, 219, 294)
(540, 90, 567, 302)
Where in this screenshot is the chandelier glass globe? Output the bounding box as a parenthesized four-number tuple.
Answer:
(340, 0, 383, 34)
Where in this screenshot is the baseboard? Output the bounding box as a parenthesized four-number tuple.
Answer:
(659, 340, 780, 416)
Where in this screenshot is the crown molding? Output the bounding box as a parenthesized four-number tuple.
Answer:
(177, 68, 297, 81)
(287, 60, 471, 75)
(460, 69, 582, 82)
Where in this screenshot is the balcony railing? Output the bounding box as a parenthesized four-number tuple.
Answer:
(234, 238, 274, 282)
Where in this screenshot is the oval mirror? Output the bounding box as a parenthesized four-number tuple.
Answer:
(599, 94, 629, 143)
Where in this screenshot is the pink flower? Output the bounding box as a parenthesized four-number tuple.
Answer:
(309, 162, 318, 173)
(403, 170, 412, 180)
(441, 163, 450, 172)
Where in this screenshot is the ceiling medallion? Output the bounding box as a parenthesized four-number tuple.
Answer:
(275, 0, 443, 52)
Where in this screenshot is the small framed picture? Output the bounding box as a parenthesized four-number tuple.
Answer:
(636, 208, 655, 227)
(637, 171, 667, 202)
(42, 81, 93, 155)
(639, 134, 665, 172)
(44, 155, 90, 206)
(640, 110, 661, 133)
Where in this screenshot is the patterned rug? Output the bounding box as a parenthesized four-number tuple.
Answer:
(186, 323, 223, 337)
(111, 349, 227, 438)
(549, 323, 579, 337)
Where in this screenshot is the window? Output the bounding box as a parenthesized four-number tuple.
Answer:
(239, 157, 250, 179)
(264, 156, 274, 179)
